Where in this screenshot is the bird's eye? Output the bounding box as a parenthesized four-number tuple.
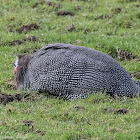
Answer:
(13, 62, 16, 67)
(13, 59, 18, 67)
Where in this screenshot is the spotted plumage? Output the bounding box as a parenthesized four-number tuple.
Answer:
(16, 43, 140, 99)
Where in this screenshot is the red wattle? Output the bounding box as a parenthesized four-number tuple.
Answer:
(14, 67, 17, 74)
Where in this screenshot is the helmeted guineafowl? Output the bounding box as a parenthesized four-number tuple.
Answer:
(15, 43, 140, 99)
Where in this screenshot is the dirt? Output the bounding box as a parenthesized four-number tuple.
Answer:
(0, 87, 42, 105)
(95, 14, 113, 20)
(75, 5, 81, 11)
(8, 28, 14, 32)
(74, 40, 81, 45)
(8, 24, 15, 32)
(115, 8, 122, 13)
(47, 1, 61, 10)
(84, 29, 90, 34)
(5, 78, 16, 90)
(114, 108, 129, 114)
(126, 22, 133, 28)
(32, 1, 60, 10)
(57, 10, 74, 16)
(32, 0, 45, 8)
(111, 8, 122, 14)
(9, 40, 23, 46)
(117, 48, 137, 61)
(0, 90, 22, 105)
(24, 34, 39, 42)
(77, 27, 90, 34)
(120, 33, 129, 37)
(74, 106, 85, 111)
(6, 83, 17, 90)
(131, 72, 140, 79)
(64, 112, 69, 117)
(2, 24, 39, 46)
(66, 24, 75, 31)
(136, 116, 140, 120)
(23, 120, 33, 126)
(8, 35, 39, 46)
(136, 4, 140, 7)
(36, 130, 46, 136)
(22, 93, 34, 101)
(105, 108, 129, 114)
(16, 23, 40, 33)
(23, 120, 34, 131)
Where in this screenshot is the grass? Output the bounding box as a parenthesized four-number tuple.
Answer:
(0, 0, 140, 139)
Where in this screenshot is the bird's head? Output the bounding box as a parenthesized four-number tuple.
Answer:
(13, 55, 24, 75)
(14, 56, 19, 74)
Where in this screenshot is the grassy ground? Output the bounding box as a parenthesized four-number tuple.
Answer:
(0, 0, 140, 139)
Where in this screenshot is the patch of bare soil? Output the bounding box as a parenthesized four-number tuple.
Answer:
(36, 130, 46, 136)
(74, 40, 81, 45)
(115, 8, 122, 13)
(117, 48, 137, 61)
(24, 34, 39, 42)
(95, 14, 113, 20)
(83, 29, 90, 34)
(105, 108, 129, 114)
(21, 48, 37, 54)
(136, 116, 140, 120)
(0, 90, 43, 105)
(16, 23, 40, 33)
(131, 72, 140, 79)
(23, 120, 33, 126)
(111, 7, 122, 14)
(75, 5, 81, 11)
(126, 22, 133, 28)
(32, 1, 60, 10)
(120, 33, 129, 37)
(0, 90, 22, 105)
(8, 28, 14, 32)
(23, 92, 44, 102)
(5, 78, 16, 90)
(23, 120, 34, 131)
(8, 24, 15, 32)
(6, 84, 16, 90)
(57, 10, 74, 16)
(22, 93, 35, 101)
(32, 0, 45, 8)
(136, 4, 140, 7)
(66, 24, 75, 32)
(8, 35, 39, 46)
(47, 1, 61, 10)
(9, 40, 23, 46)
(77, 27, 90, 34)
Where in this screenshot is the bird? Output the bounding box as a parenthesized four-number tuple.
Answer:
(14, 43, 140, 100)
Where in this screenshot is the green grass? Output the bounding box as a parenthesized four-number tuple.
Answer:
(0, 0, 140, 139)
